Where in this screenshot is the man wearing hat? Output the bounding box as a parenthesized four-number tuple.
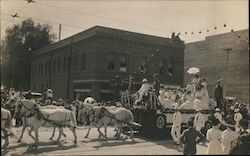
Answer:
(234, 108, 243, 133)
(214, 80, 223, 110)
(214, 108, 223, 123)
(171, 106, 182, 145)
(135, 78, 150, 104)
(194, 109, 205, 132)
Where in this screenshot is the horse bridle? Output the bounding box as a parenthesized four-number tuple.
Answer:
(16, 101, 36, 117)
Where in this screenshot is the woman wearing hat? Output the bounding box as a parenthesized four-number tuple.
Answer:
(234, 108, 243, 133)
(206, 118, 223, 154)
(221, 118, 239, 154)
(135, 78, 150, 104)
(214, 108, 223, 123)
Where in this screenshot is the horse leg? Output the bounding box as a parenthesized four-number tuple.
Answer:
(69, 126, 77, 144)
(62, 128, 67, 138)
(128, 125, 134, 141)
(2, 130, 9, 148)
(97, 126, 105, 139)
(17, 125, 26, 142)
(56, 127, 62, 143)
(49, 126, 56, 140)
(115, 124, 122, 139)
(85, 123, 92, 138)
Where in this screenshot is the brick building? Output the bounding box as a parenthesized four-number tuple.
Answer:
(31, 26, 185, 101)
(184, 29, 249, 103)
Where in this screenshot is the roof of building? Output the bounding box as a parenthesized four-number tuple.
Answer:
(33, 25, 185, 55)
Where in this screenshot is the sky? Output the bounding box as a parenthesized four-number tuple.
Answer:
(1, 0, 249, 43)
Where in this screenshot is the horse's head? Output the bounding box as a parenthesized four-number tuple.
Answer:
(14, 99, 37, 117)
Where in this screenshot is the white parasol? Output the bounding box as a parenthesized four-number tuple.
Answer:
(187, 67, 200, 75)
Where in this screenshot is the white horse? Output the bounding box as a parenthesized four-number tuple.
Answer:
(1, 108, 14, 148)
(92, 106, 141, 141)
(14, 99, 77, 149)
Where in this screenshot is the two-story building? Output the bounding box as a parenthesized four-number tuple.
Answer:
(31, 26, 185, 101)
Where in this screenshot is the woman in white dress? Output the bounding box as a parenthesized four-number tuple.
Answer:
(221, 119, 239, 154)
(206, 118, 223, 154)
(179, 91, 195, 110)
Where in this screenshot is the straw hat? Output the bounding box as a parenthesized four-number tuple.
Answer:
(215, 108, 220, 112)
(142, 78, 148, 83)
(234, 108, 240, 112)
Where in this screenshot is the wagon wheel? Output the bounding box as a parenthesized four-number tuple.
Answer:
(156, 115, 166, 129)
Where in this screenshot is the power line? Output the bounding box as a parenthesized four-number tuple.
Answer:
(35, 1, 173, 35)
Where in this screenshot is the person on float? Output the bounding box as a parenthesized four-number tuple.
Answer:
(45, 88, 54, 105)
(180, 117, 205, 155)
(171, 106, 182, 145)
(214, 108, 223, 123)
(194, 108, 205, 132)
(206, 117, 223, 154)
(221, 117, 239, 154)
(234, 108, 243, 133)
(191, 74, 201, 95)
(179, 91, 195, 110)
(214, 80, 224, 110)
(152, 73, 160, 97)
(135, 78, 150, 104)
(158, 89, 172, 109)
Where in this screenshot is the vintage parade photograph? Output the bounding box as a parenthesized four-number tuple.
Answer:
(1, 0, 249, 155)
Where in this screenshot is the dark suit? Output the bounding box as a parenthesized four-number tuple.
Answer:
(180, 127, 205, 155)
(214, 85, 223, 109)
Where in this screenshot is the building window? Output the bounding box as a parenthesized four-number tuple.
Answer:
(74, 54, 78, 65)
(119, 54, 127, 72)
(67, 56, 71, 72)
(57, 59, 61, 73)
(41, 63, 43, 75)
(34, 65, 36, 76)
(53, 60, 56, 74)
(81, 53, 85, 71)
(108, 54, 115, 71)
(41, 83, 44, 92)
(45, 63, 48, 75)
(159, 58, 166, 74)
(167, 60, 174, 76)
(63, 57, 67, 73)
(33, 84, 36, 92)
(139, 57, 147, 73)
(48, 62, 51, 74)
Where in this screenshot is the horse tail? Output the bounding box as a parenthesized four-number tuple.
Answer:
(69, 111, 77, 128)
(128, 121, 142, 127)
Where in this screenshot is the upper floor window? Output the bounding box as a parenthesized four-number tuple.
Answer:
(41, 63, 43, 75)
(63, 57, 67, 73)
(53, 60, 56, 74)
(108, 54, 115, 71)
(57, 59, 61, 73)
(74, 54, 78, 65)
(119, 55, 127, 72)
(81, 53, 85, 71)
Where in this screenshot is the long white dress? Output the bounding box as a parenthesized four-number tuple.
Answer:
(206, 127, 223, 154)
(179, 94, 195, 110)
(221, 129, 239, 154)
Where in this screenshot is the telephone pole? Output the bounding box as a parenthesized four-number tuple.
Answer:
(222, 47, 232, 96)
(58, 24, 62, 41)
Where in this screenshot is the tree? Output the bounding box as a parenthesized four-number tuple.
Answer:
(1, 18, 56, 90)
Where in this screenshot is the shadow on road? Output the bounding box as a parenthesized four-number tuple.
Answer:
(93, 139, 139, 149)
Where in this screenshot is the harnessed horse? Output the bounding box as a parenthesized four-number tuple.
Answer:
(14, 99, 77, 149)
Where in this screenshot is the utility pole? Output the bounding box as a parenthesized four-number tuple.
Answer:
(58, 24, 62, 41)
(222, 48, 232, 97)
